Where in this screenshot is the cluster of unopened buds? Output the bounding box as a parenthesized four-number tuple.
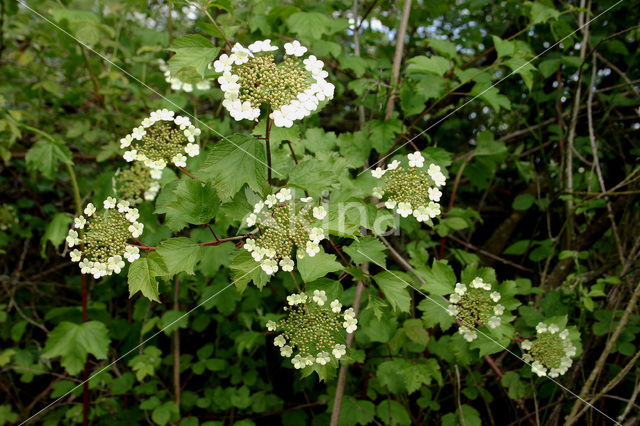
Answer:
(242, 188, 327, 275)
(158, 59, 211, 92)
(266, 290, 356, 369)
(115, 162, 161, 205)
(65, 198, 143, 279)
(371, 151, 447, 223)
(120, 108, 201, 170)
(212, 39, 334, 127)
(446, 277, 506, 342)
(521, 322, 577, 378)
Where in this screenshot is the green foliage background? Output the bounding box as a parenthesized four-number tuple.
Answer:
(1, 0, 639, 425)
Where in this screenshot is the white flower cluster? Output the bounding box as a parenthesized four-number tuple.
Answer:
(243, 189, 327, 276)
(521, 322, 577, 378)
(66, 199, 144, 279)
(446, 277, 505, 342)
(120, 108, 201, 171)
(269, 290, 354, 370)
(372, 151, 447, 223)
(158, 59, 211, 92)
(213, 40, 334, 127)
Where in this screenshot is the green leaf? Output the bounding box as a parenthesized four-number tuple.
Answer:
(297, 251, 343, 283)
(492, 35, 515, 58)
(471, 84, 511, 112)
(41, 213, 72, 256)
(288, 157, 340, 196)
(168, 35, 219, 77)
(159, 310, 188, 335)
(419, 260, 456, 295)
(343, 236, 387, 267)
(403, 319, 430, 345)
(501, 371, 528, 399)
(287, 12, 334, 40)
(406, 55, 450, 76)
(338, 397, 376, 426)
(197, 135, 267, 199)
(417, 298, 455, 331)
(127, 253, 168, 302)
(376, 399, 411, 426)
(157, 237, 203, 275)
(42, 321, 110, 375)
(25, 140, 72, 179)
(229, 251, 268, 291)
(526, 1, 560, 25)
(373, 271, 412, 313)
(415, 74, 446, 100)
(428, 39, 457, 58)
(128, 346, 162, 381)
(152, 401, 179, 426)
(174, 180, 219, 225)
(512, 194, 536, 210)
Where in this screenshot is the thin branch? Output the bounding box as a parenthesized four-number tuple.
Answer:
(586, 54, 626, 266)
(384, 0, 412, 119)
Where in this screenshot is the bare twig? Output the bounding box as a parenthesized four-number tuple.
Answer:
(384, 0, 412, 119)
(586, 54, 626, 266)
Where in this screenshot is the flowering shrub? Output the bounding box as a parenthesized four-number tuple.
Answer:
(2, 2, 638, 426)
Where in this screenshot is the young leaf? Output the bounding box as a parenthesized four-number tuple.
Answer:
(343, 236, 387, 267)
(42, 321, 111, 375)
(156, 237, 203, 275)
(373, 271, 412, 313)
(127, 253, 168, 302)
(197, 135, 267, 199)
(297, 251, 343, 283)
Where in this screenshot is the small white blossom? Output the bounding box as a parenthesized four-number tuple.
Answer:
(84, 203, 96, 217)
(312, 206, 327, 220)
(124, 246, 140, 262)
(312, 290, 327, 306)
(279, 257, 294, 272)
(315, 351, 331, 365)
(333, 344, 346, 359)
(284, 40, 308, 56)
(266, 320, 277, 331)
(408, 151, 425, 168)
(70, 249, 82, 262)
(273, 335, 286, 347)
(280, 345, 293, 358)
(74, 216, 86, 229)
(104, 197, 116, 209)
(371, 167, 386, 178)
(330, 299, 342, 313)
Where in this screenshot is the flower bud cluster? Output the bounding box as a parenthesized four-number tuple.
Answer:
(213, 40, 334, 127)
(0, 204, 18, 231)
(120, 108, 201, 171)
(521, 322, 577, 378)
(243, 189, 327, 275)
(66, 199, 144, 279)
(266, 290, 355, 369)
(158, 59, 211, 92)
(446, 277, 506, 342)
(371, 151, 447, 223)
(115, 162, 161, 205)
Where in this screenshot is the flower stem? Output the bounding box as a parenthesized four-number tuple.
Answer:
(265, 107, 273, 186)
(202, 7, 232, 49)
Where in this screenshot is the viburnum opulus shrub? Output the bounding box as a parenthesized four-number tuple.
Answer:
(9, 1, 640, 424)
(59, 37, 580, 379)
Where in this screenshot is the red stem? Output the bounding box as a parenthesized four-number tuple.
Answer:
(81, 274, 89, 426)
